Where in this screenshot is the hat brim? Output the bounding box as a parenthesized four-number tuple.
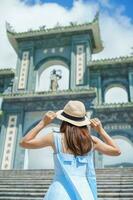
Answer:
(56, 110, 91, 127)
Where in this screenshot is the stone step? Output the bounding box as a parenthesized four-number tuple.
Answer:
(0, 198, 132, 200)
(0, 183, 132, 187)
(0, 168, 132, 175)
(0, 173, 133, 177)
(0, 177, 133, 183)
(0, 198, 43, 200)
(0, 170, 132, 173)
(99, 199, 133, 200)
(0, 188, 133, 193)
(0, 177, 130, 180)
(99, 192, 133, 197)
(0, 173, 133, 179)
(0, 192, 133, 199)
(0, 184, 132, 189)
(0, 179, 132, 183)
(0, 168, 132, 200)
(0, 192, 44, 197)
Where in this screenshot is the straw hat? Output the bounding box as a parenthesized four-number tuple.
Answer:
(56, 100, 90, 127)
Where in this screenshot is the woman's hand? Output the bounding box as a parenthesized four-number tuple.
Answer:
(19, 111, 56, 149)
(90, 118, 121, 156)
(90, 118, 103, 133)
(41, 111, 56, 127)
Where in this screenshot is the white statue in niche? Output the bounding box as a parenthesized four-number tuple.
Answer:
(50, 69, 62, 91)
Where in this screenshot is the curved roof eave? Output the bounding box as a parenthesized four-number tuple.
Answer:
(6, 15, 103, 54)
(91, 17, 104, 54)
(6, 21, 18, 53)
(6, 32, 18, 54)
(89, 55, 133, 67)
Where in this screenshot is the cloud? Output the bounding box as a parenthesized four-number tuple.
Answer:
(98, 0, 111, 8)
(94, 2, 133, 59)
(0, 0, 133, 68)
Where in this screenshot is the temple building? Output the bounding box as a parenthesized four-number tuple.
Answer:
(0, 14, 133, 170)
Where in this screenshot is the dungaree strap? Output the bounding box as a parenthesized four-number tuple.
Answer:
(91, 140, 94, 152)
(52, 132, 62, 153)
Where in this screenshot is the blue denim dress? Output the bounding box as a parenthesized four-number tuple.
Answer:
(43, 132, 98, 200)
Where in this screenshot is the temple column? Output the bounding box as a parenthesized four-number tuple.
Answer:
(70, 36, 92, 89)
(128, 70, 133, 102)
(97, 73, 102, 104)
(0, 114, 18, 169)
(90, 72, 102, 104)
(0, 110, 25, 169)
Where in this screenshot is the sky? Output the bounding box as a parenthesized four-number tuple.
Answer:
(22, 0, 133, 19)
(0, 0, 133, 68)
(0, 0, 132, 168)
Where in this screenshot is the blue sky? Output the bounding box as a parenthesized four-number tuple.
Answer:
(1, 0, 133, 67)
(22, 0, 133, 20)
(109, 0, 133, 19)
(22, 0, 73, 8)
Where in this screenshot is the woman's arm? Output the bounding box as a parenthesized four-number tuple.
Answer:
(19, 111, 56, 149)
(90, 118, 121, 156)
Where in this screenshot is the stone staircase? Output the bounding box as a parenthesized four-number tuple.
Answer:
(0, 168, 133, 200)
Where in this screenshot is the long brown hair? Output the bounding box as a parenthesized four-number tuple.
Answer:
(60, 121, 93, 156)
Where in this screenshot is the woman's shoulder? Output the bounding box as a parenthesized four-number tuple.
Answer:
(51, 131, 63, 152)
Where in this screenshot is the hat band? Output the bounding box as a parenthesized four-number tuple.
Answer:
(61, 111, 85, 121)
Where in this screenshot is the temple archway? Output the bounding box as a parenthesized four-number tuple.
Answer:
(36, 59, 69, 92)
(104, 85, 128, 103)
(24, 123, 59, 169)
(102, 135, 133, 168)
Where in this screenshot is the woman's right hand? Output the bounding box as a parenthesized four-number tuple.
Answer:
(90, 118, 103, 133)
(41, 111, 56, 127)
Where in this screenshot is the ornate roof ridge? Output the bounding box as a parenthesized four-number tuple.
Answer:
(6, 12, 103, 54)
(95, 102, 133, 108)
(0, 68, 14, 71)
(89, 55, 133, 66)
(0, 68, 15, 74)
(8, 22, 93, 35)
(6, 15, 98, 36)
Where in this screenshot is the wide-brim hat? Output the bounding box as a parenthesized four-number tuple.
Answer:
(56, 100, 90, 127)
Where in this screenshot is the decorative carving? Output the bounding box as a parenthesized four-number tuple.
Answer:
(94, 109, 133, 125)
(50, 69, 62, 92)
(39, 25, 46, 30)
(104, 123, 131, 130)
(18, 51, 30, 90)
(43, 49, 48, 54)
(6, 22, 15, 33)
(27, 28, 33, 32)
(93, 11, 100, 22)
(51, 48, 55, 53)
(76, 45, 84, 85)
(70, 22, 77, 26)
(54, 22, 61, 29)
(59, 47, 64, 53)
(1, 115, 17, 169)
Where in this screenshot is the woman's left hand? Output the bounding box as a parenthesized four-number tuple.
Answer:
(90, 118, 103, 133)
(41, 111, 57, 127)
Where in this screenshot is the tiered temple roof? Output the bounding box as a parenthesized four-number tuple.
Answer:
(6, 13, 103, 54)
(0, 68, 15, 75)
(89, 56, 133, 66)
